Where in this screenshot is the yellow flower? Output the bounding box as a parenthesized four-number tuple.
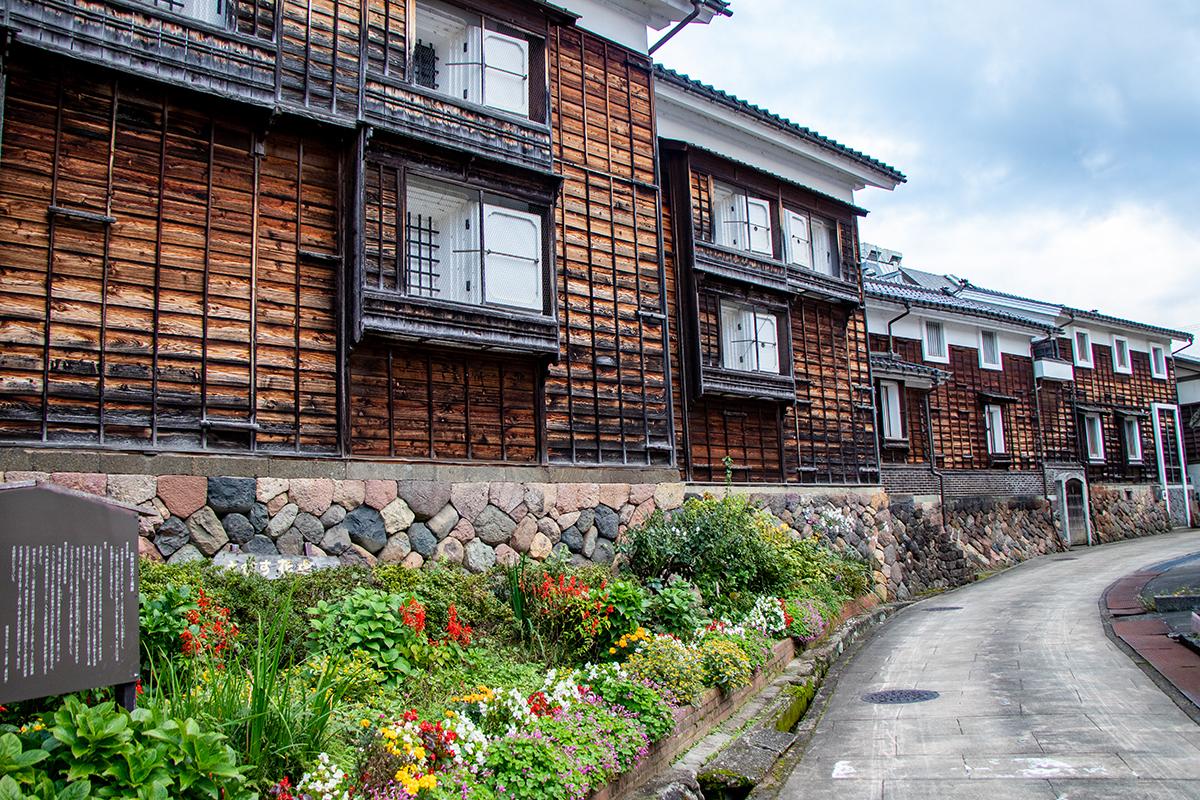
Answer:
(360, 718, 372, 728)
(609, 647, 617, 654)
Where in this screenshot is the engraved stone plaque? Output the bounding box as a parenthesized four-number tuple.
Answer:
(0, 483, 139, 704)
(212, 552, 341, 579)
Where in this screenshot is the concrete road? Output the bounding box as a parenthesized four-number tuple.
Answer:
(776, 531, 1200, 800)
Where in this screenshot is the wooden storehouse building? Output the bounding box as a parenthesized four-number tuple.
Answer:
(864, 254, 1195, 543)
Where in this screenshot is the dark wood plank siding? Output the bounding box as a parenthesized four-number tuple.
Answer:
(665, 149, 877, 484)
(1183, 402, 1200, 467)
(0, 55, 341, 452)
(870, 333, 1040, 471)
(544, 29, 672, 466)
(347, 344, 539, 461)
(1058, 335, 1177, 481)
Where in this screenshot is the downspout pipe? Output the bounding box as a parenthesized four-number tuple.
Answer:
(924, 384, 947, 534)
(650, 1, 731, 55)
(886, 302, 911, 356)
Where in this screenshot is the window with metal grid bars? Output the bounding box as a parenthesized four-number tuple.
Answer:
(405, 211, 442, 298)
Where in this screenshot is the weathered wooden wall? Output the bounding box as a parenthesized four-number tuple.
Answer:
(1183, 402, 1200, 468)
(543, 28, 673, 467)
(870, 334, 1040, 471)
(0, 54, 342, 452)
(665, 155, 877, 484)
(347, 344, 540, 461)
(1057, 336, 1176, 482)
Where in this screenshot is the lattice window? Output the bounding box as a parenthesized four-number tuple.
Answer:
(413, 41, 440, 90)
(405, 212, 442, 298)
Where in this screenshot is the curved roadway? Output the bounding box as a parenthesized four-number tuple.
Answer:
(777, 531, 1200, 800)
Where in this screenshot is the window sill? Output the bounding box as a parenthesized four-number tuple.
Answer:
(368, 74, 552, 133)
(882, 439, 909, 451)
(699, 365, 796, 402)
(692, 243, 859, 303)
(360, 291, 558, 356)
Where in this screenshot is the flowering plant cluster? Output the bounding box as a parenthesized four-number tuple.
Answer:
(742, 595, 793, 638)
(180, 589, 239, 659)
(522, 572, 615, 661)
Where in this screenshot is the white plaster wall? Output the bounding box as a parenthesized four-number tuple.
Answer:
(1177, 379, 1200, 406)
(865, 306, 1034, 359)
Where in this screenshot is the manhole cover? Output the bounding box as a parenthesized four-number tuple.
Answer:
(862, 689, 940, 704)
(1055, 557, 1078, 561)
(923, 606, 962, 611)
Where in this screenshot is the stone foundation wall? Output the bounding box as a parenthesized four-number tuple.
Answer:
(0, 470, 685, 571)
(1087, 483, 1171, 542)
(0, 455, 1180, 600)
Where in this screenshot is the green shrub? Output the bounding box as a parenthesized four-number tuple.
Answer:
(580, 665, 675, 742)
(138, 583, 196, 671)
(699, 638, 753, 692)
(1, 697, 254, 800)
(604, 579, 649, 636)
(621, 494, 787, 604)
(483, 735, 575, 800)
(624, 635, 704, 706)
(308, 587, 430, 680)
(645, 578, 705, 638)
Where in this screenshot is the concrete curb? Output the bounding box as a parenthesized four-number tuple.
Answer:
(1099, 553, 1200, 726)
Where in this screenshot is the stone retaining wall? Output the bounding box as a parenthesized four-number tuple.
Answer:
(0, 464, 1178, 598)
(1088, 483, 1171, 542)
(0, 470, 685, 572)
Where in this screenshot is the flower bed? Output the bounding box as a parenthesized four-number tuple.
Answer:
(0, 490, 877, 800)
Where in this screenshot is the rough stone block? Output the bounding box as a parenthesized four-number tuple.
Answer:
(495, 543, 519, 567)
(249, 503, 269, 533)
(398, 480, 452, 519)
(463, 540, 496, 573)
(186, 507, 227, 556)
(168, 544, 204, 565)
(51, 472, 108, 496)
(320, 504, 347, 528)
(154, 517, 190, 558)
(364, 480, 397, 510)
(529, 532, 554, 560)
(409, 524, 438, 558)
(450, 520, 476, 543)
(256, 477, 289, 504)
(378, 533, 412, 563)
(290, 478, 333, 516)
(489, 482, 524, 514)
(595, 505, 619, 540)
(450, 482, 490, 521)
(629, 483, 656, 505)
(223, 513, 255, 545)
(599, 483, 630, 510)
(157, 475, 207, 518)
(243, 535, 278, 556)
(593, 540, 615, 565)
(108, 474, 156, 504)
(511, 516, 538, 553)
(475, 504, 517, 544)
(138, 536, 163, 563)
(293, 512, 325, 544)
(320, 525, 351, 555)
(556, 483, 599, 514)
(333, 480, 365, 510)
(207, 477, 255, 515)
(654, 483, 685, 511)
(266, 503, 300, 538)
(341, 544, 378, 567)
(435, 537, 465, 565)
(402, 551, 424, 569)
(276, 530, 304, 556)
(427, 504, 460, 538)
(344, 506, 387, 554)
(381, 497, 416, 534)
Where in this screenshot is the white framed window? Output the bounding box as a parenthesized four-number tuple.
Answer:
(1150, 344, 1168, 380)
(784, 210, 841, 279)
(1072, 328, 1093, 368)
(712, 181, 773, 256)
(984, 404, 1006, 455)
(157, 0, 231, 27)
(1112, 336, 1131, 374)
(1123, 417, 1142, 463)
(405, 175, 544, 312)
(1084, 413, 1105, 462)
(922, 320, 948, 363)
(413, 0, 532, 117)
(979, 330, 1002, 370)
(879, 380, 904, 441)
(719, 302, 780, 374)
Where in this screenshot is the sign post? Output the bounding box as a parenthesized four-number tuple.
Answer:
(0, 483, 140, 710)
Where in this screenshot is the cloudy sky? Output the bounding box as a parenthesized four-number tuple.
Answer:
(655, 0, 1200, 354)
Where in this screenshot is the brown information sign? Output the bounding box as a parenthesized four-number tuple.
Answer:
(0, 483, 139, 705)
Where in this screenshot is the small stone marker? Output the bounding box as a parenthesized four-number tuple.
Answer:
(0, 483, 139, 706)
(213, 551, 340, 579)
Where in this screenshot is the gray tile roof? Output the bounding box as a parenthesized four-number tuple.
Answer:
(1059, 306, 1193, 343)
(870, 353, 951, 384)
(652, 65, 906, 184)
(864, 278, 1057, 333)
